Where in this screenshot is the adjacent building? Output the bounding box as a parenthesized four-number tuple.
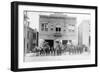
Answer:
(24, 11, 38, 54)
(78, 20, 90, 48)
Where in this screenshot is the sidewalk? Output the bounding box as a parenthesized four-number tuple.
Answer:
(24, 52, 90, 62)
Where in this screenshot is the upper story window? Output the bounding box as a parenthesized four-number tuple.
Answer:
(56, 27, 61, 32)
(68, 24, 75, 32)
(51, 28, 53, 31)
(41, 23, 48, 31)
(41, 23, 44, 31)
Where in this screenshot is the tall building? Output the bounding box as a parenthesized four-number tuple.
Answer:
(78, 20, 90, 48)
(39, 13, 77, 48)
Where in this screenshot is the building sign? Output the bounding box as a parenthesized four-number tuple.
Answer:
(53, 33, 62, 37)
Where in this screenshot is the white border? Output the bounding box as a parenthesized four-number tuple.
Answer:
(18, 5, 95, 68)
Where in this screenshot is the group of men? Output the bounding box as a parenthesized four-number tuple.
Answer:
(30, 40, 90, 56)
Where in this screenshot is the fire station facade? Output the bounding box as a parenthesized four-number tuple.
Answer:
(39, 14, 78, 48)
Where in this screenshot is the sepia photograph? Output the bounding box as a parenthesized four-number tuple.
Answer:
(24, 11, 91, 62)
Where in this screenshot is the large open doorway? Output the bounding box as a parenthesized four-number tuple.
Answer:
(45, 40, 54, 48)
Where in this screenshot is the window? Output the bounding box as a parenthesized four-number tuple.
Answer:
(51, 28, 53, 31)
(41, 23, 44, 31)
(68, 24, 75, 32)
(45, 23, 48, 31)
(56, 28, 58, 32)
(59, 28, 61, 32)
(33, 33, 36, 39)
(41, 23, 48, 31)
(56, 27, 61, 32)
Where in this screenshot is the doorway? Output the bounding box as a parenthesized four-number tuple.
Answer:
(45, 40, 54, 48)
